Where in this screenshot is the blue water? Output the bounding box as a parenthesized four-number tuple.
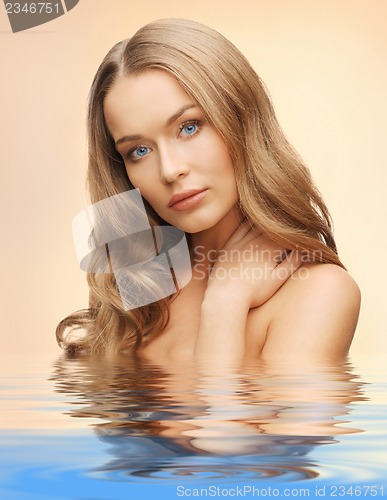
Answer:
(1, 353, 386, 499)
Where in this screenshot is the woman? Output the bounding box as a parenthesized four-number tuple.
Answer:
(57, 18, 360, 365)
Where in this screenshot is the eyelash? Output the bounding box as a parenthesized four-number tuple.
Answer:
(178, 119, 202, 138)
(124, 119, 203, 162)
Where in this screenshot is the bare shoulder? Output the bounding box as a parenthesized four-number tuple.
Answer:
(261, 263, 361, 361)
(290, 263, 361, 304)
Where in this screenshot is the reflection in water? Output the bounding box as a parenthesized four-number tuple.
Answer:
(51, 355, 366, 481)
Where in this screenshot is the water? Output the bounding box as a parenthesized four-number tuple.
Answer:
(1, 352, 386, 499)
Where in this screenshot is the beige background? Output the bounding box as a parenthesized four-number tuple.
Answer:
(0, 0, 385, 362)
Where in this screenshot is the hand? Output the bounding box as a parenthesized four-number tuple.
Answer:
(206, 219, 302, 309)
(194, 219, 302, 364)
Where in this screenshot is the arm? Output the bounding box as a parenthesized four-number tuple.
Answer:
(193, 221, 301, 365)
(194, 282, 250, 364)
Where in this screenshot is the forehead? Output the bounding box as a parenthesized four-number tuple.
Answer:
(103, 70, 195, 130)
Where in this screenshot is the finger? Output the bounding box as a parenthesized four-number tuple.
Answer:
(271, 251, 303, 284)
(274, 249, 293, 265)
(222, 218, 253, 246)
(249, 251, 302, 308)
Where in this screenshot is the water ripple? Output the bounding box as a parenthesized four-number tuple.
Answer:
(1, 354, 386, 495)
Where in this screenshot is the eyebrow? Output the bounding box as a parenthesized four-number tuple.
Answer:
(115, 104, 198, 147)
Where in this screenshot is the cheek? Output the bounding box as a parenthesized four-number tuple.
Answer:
(208, 140, 234, 173)
(215, 152, 236, 182)
(124, 167, 134, 185)
(125, 169, 145, 194)
(127, 174, 160, 208)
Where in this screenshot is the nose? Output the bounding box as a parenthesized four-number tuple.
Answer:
(158, 143, 190, 184)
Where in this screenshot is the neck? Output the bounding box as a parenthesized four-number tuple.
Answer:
(188, 205, 245, 272)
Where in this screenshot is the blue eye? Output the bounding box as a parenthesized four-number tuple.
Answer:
(136, 147, 149, 157)
(180, 121, 200, 137)
(183, 124, 197, 135)
(127, 146, 151, 161)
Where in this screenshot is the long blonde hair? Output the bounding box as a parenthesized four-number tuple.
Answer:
(56, 18, 344, 354)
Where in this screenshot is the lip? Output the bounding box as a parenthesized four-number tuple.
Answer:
(168, 188, 208, 211)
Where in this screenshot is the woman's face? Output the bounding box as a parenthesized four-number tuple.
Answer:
(103, 70, 238, 234)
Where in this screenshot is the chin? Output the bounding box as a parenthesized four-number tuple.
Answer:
(175, 220, 217, 234)
(159, 208, 223, 234)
